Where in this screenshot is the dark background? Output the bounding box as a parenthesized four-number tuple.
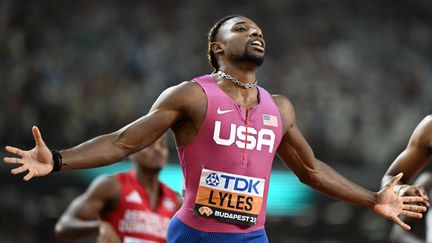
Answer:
(1, 0, 431, 242)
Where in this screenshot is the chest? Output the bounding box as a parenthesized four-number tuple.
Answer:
(119, 187, 177, 216)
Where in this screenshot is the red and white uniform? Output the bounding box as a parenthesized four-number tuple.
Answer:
(101, 171, 180, 243)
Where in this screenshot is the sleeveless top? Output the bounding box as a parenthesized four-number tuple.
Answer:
(101, 171, 180, 243)
(175, 74, 283, 233)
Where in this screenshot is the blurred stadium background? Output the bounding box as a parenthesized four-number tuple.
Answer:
(1, 0, 432, 242)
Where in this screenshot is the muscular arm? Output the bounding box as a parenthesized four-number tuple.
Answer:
(382, 115, 432, 187)
(274, 95, 376, 208)
(59, 81, 203, 170)
(55, 175, 119, 239)
(4, 81, 206, 180)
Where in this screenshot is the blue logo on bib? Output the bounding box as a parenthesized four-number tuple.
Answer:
(205, 173, 220, 186)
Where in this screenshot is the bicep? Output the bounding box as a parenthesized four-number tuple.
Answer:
(384, 116, 432, 184)
(63, 195, 103, 221)
(113, 84, 190, 153)
(386, 146, 431, 184)
(62, 177, 118, 220)
(273, 95, 317, 177)
(277, 124, 317, 177)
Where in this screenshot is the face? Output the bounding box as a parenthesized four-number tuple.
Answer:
(215, 17, 265, 66)
(129, 136, 169, 172)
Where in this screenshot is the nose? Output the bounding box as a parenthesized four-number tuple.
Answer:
(250, 28, 263, 38)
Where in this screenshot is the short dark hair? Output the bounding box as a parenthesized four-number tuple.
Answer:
(207, 15, 242, 72)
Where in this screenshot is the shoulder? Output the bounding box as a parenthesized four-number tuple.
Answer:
(160, 181, 178, 194)
(414, 115, 432, 139)
(412, 115, 432, 147)
(418, 115, 432, 129)
(89, 174, 119, 188)
(159, 80, 204, 100)
(85, 175, 120, 200)
(271, 94, 296, 132)
(154, 80, 205, 109)
(271, 94, 295, 112)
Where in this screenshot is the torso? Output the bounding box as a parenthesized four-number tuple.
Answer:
(174, 74, 283, 233)
(101, 171, 180, 243)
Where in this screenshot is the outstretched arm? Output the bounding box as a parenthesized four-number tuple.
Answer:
(382, 115, 432, 187)
(55, 175, 120, 241)
(4, 82, 196, 180)
(273, 95, 426, 230)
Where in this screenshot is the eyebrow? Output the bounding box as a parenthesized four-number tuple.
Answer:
(231, 21, 262, 33)
(232, 21, 247, 26)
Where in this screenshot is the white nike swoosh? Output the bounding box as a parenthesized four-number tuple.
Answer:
(217, 108, 234, 115)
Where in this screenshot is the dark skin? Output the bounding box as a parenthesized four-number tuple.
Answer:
(381, 115, 432, 235)
(389, 172, 432, 243)
(54, 137, 182, 242)
(382, 115, 432, 189)
(4, 16, 427, 230)
(55, 176, 121, 242)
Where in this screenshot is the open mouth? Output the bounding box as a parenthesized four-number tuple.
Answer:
(250, 39, 265, 52)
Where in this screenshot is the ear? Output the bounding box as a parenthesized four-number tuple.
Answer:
(210, 42, 224, 55)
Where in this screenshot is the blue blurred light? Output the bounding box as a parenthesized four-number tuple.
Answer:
(79, 162, 315, 216)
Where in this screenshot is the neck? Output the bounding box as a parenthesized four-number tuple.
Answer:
(218, 63, 257, 84)
(135, 166, 160, 193)
(217, 70, 257, 89)
(216, 70, 257, 89)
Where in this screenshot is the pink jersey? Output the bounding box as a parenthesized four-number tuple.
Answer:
(176, 74, 283, 233)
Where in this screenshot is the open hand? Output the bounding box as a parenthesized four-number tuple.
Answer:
(3, 126, 53, 181)
(373, 173, 428, 230)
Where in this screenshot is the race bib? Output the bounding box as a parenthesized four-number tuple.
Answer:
(194, 169, 265, 226)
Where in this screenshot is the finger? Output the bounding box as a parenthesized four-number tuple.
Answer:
(402, 196, 427, 204)
(387, 173, 403, 188)
(32, 126, 46, 147)
(5, 146, 24, 156)
(419, 189, 430, 204)
(4, 157, 23, 164)
(11, 166, 28, 175)
(402, 204, 427, 212)
(23, 172, 33, 181)
(413, 201, 430, 208)
(407, 195, 431, 208)
(392, 215, 411, 230)
(400, 209, 423, 219)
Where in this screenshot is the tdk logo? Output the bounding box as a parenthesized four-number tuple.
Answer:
(205, 173, 220, 186)
(200, 169, 265, 197)
(221, 175, 261, 194)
